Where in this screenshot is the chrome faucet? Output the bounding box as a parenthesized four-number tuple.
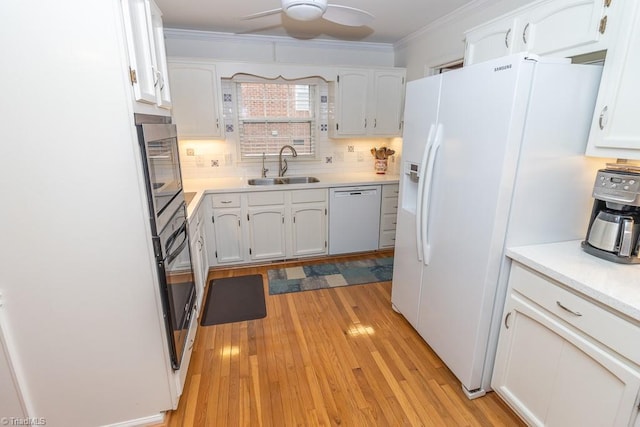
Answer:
(278, 145, 297, 177)
(261, 152, 269, 178)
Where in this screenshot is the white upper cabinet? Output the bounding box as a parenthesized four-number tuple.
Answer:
(148, 0, 171, 109)
(329, 69, 369, 137)
(464, 17, 515, 66)
(121, 0, 171, 112)
(329, 68, 405, 138)
(371, 70, 406, 137)
(464, 0, 613, 66)
(513, 0, 609, 56)
(586, 0, 640, 160)
(167, 61, 224, 139)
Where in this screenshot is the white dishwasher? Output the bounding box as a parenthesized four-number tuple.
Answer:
(329, 185, 382, 255)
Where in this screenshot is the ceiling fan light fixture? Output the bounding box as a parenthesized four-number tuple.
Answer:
(282, 0, 328, 21)
(285, 4, 323, 20)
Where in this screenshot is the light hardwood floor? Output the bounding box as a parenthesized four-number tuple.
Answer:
(160, 251, 524, 426)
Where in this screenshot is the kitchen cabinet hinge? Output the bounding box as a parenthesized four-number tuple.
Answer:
(292, 216, 295, 223)
(282, 216, 285, 224)
(336, 123, 339, 131)
(215, 250, 218, 258)
(249, 248, 252, 255)
(337, 75, 340, 83)
(325, 240, 327, 248)
(247, 213, 250, 221)
(211, 216, 215, 223)
(129, 67, 137, 85)
(324, 208, 327, 215)
(599, 15, 608, 34)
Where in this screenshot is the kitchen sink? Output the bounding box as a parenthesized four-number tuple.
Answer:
(247, 176, 320, 185)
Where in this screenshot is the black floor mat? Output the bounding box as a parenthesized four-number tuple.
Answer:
(200, 275, 267, 326)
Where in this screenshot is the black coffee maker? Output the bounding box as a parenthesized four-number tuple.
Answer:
(582, 165, 640, 264)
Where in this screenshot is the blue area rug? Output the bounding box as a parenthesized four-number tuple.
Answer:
(268, 257, 394, 295)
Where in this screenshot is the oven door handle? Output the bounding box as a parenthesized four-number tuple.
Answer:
(165, 222, 188, 264)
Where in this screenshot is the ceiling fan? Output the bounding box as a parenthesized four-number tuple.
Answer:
(242, 0, 374, 27)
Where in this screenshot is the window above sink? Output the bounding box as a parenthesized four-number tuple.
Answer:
(227, 75, 326, 162)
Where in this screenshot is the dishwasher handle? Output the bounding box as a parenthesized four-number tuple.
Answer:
(334, 189, 378, 197)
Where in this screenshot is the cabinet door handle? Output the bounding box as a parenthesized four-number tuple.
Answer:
(152, 67, 159, 87)
(504, 311, 512, 329)
(522, 23, 530, 44)
(599, 106, 608, 130)
(504, 28, 511, 48)
(556, 301, 582, 317)
(220, 200, 232, 204)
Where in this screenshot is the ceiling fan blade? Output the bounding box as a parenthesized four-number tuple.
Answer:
(323, 4, 374, 26)
(241, 8, 283, 20)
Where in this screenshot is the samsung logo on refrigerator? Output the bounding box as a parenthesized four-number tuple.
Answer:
(494, 64, 512, 72)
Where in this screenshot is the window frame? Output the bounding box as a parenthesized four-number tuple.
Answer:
(231, 75, 322, 162)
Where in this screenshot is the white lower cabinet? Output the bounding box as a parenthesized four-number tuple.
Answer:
(291, 188, 328, 256)
(379, 184, 399, 249)
(247, 191, 287, 261)
(208, 189, 328, 265)
(188, 202, 209, 305)
(493, 263, 640, 426)
(210, 193, 245, 265)
(211, 209, 244, 264)
(291, 204, 327, 256)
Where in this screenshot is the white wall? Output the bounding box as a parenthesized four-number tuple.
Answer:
(394, 0, 534, 80)
(164, 29, 396, 66)
(0, 1, 174, 425)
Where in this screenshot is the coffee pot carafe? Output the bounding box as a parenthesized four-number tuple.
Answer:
(582, 166, 640, 264)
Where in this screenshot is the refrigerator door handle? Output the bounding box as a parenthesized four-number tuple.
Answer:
(415, 124, 436, 262)
(421, 124, 443, 265)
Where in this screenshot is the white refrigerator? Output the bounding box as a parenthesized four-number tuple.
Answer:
(391, 53, 608, 398)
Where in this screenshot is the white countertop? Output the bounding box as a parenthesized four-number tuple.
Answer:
(507, 240, 640, 322)
(183, 172, 400, 218)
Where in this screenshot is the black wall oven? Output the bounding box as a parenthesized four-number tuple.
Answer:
(135, 113, 195, 370)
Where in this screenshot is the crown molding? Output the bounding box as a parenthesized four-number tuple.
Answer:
(164, 28, 394, 53)
(394, 0, 495, 50)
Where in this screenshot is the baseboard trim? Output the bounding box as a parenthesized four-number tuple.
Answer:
(103, 413, 165, 427)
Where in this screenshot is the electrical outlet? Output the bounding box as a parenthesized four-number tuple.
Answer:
(186, 148, 195, 156)
(211, 159, 219, 167)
